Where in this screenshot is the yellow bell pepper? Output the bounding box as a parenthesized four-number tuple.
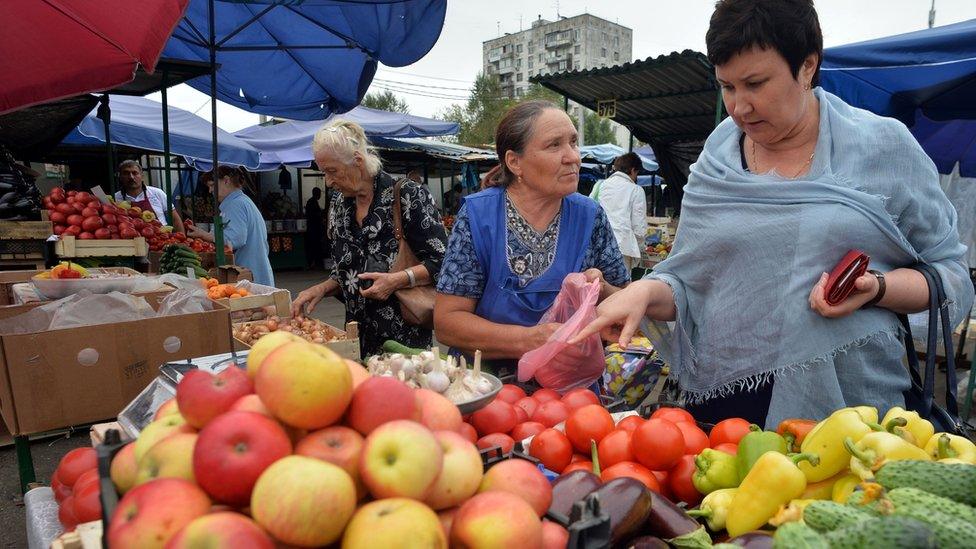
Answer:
(798, 408, 875, 482)
(881, 407, 935, 448)
(844, 432, 931, 479)
(726, 452, 818, 537)
(799, 470, 847, 500)
(830, 473, 861, 503)
(852, 405, 879, 425)
(924, 433, 976, 464)
(686, 488, 737, 531)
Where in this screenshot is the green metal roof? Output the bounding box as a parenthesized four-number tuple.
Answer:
(532, 50, 723, 209)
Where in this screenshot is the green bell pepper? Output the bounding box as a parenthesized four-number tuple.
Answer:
(735, 425, 789, 483)
(693, 448, 740, 494)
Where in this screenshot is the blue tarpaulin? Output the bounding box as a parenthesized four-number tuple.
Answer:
(61, 95, 262, 169)
(162, 0, 447, 120)
(911, 114, 976, 178)
(821, 19, 976, 126)
(579, 143, 659, 172)
(233, 106, 459, 166)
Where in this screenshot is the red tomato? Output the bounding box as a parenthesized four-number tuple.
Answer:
(55, 202, 75, 216)
(601, 461, 662, 493)
(667, 454, 703, 506)
(119, 227, 139, 239)
(708, 418, 753, 447)
(55, 448, 97, 487)
(94, 228, 111, 240)
(570, 453, 589, 463)
(132, 219, 145, 230)
(597, 429, 635, 468)
(562, 460, 595, 474)
(71, 481, 101, 523)
(140, 227, 156, 238)
(66, 214, 84, 227)
(101, 213, 118, 226)
(63, 225, 81, 237)
(49, 188, 66, 204)
(673, 421, 709, 455)
(532, 400, 572, 428)
(49, 212, 67, 225)
(175, 232, 187, 241)
(53, 225, 66, 236)
(86, 200, 101, 210)
(713, 442, 738, 456)
(510, 421, 547, 441)
(59, 495, 78, 531)
(101, 203, 118, 215)
(51, 472, 71, 503)
(78, 232, 94, 240)
(618, 417, 647, 434)
(458, 422, 478, 443)
(72, 469, 98, 494)
(561, 388, 601, 410)
(532, 388, 561, 403)
(632, 418, 684, 470)
(529, 428, 573, 473)
(66, 190, 77, 197)
(651, 470, 673, 499)
(81, 207, 99, 218)
(476, 433, 515, 454)
(514, 397, 539, 419)
(110, 234, 121, 240)
(470, 400, 518, 436)
(564, 404, 615, 453)
(650, 406, 695, 424)
(497, 384, 527, 404)
(107, 224, 119, 234)
(81, 216, 103, 232)
(513, 405, 528, 424)
(74, 192, 91, 204)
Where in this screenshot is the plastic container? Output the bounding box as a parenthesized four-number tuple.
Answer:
(30, 268, 160, 299)
(454, 372, 503, 415)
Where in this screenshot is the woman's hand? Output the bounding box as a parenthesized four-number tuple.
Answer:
(570, 279, 658, 347)
(521, 322, 562, 352)
(359, 272, 406, 301)
(583, 267, 621, 301)
(291, 283, 327, 317)
(186, 225, 213, 242)
(809, 272, 880, 318)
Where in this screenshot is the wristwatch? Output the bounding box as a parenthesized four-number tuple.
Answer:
(861, 270, 886, 308)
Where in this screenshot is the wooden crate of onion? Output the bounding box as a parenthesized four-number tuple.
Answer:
(232, 316, 361, 360)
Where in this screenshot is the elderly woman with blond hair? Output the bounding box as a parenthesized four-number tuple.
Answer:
(291, 120, 448, 356)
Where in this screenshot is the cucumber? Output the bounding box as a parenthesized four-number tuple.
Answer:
(802, 501, 874, 532)
(887, 507, 976, 549)
(823, 515, 936, 549)
(772, 522, 828, 549)
(874, 460, 976, 506)
(887, 487, 976, 524)
(382, 340, 428, 356)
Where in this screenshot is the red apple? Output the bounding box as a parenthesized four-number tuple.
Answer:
(176, 366, 253, 429)
(479, 458, 553, 516)
(415, 388, 463, 432)
(451, 491, 543, 549)
(295, 426, 366, 499)
(192, 411, 292, 506)
(107, 478, 211, 549)
(165, 512, 274, 549)
(359, 420, 443, 500)
(542, 520, 570, 549)
(346, 377, 419, 435)
(227, 394, 271, 417)
(250, 456, 357, 547)
(345, 359, 369, 388)
(438, 507, 458, 541)
(458, 422, 478, 443)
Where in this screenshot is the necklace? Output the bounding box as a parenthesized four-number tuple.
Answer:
(752, 139, 815, 180)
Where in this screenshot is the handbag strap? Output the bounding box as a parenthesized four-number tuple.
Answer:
(392, 178, 407, 242)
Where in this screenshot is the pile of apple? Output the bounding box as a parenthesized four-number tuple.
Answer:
(98, 331, 569, 548)
(43, 188, 165, 240)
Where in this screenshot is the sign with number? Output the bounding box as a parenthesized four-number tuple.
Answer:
(597, 99, 616, 118)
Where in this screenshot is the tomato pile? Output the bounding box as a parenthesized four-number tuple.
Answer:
(44, 188, 164, 241)
(51, 447, 101, 533)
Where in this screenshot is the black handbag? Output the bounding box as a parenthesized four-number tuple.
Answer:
(898, 264, 973, 436)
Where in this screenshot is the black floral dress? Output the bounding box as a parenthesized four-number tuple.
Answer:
(327, 172, 447, 356)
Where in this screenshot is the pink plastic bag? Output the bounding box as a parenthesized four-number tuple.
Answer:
(517, 273, 606, 392)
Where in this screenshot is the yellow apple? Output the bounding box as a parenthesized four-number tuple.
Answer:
(255, 341, 352, 429)
(360, 420, 443, 500)
(165, 511, 274, 548)
(110, 443, 138, 494)
(153, 398, 180, 421)
(342, 498, 446, 549)
(246, 331, 302, 379)
(134, 415, 193, 463)
(425, 431, 483, 510)
(135, 433, 197, 486)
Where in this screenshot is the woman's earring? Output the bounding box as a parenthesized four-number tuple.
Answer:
(804, 83, 811, 90)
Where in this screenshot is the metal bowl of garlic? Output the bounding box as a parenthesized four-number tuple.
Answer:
(453, 371, 503, 415)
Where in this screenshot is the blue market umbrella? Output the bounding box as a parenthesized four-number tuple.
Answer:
(911, 114, 976, 177)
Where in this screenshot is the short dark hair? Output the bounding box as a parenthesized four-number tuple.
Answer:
(200, 166, 244, 186)
(705, 0, 823, 86)
(613, 152, 642, 175)
(486, 100, 562, 188)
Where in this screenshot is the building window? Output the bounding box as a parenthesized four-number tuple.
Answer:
(601, 47, 607, 57)
(614, 51, 620, 61)
(574, 61, 580, 70)
(558, 61, 567, 71)
(517, 73, 523, 81)
(528, 59, 534, 69)
(575, 29, 580, 40)
(517, 44, 523, 53)
(614, 36, 620, 47)
(539, 53, 543, 62)
(574, 45, 580, 54)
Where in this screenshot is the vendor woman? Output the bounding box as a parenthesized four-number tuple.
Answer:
(572, 0, 974, 428)
(435, 100, 630, 373)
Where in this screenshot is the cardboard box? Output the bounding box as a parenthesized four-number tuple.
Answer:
(0, 270, 41, 305)
(208, 265, 253, 284)
(0, 296, 232, 436)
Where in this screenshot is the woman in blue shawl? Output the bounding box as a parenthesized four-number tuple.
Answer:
(575, 0, 974, 427)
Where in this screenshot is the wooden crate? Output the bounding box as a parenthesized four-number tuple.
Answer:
(55, 235, 147, 258)
(0, 221, 51, 240)
(213, 287, 291, 317)
(51, 520, 102, 549)
(234, 321, 360, 361)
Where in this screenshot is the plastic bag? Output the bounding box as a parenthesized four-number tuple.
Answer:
(517, 273, 605, 392)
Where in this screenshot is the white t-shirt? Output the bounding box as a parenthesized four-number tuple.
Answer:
(115, 186, 169, 223)
(594, 171, 647, 259)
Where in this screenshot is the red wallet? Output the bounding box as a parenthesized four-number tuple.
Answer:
(825, 250, 870, 306)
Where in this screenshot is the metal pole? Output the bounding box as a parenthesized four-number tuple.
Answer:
(99, 95, 115, 194)
(210, 0, 226, 265)
(161, 72, 174, 223)
(628, 130, 634, 152)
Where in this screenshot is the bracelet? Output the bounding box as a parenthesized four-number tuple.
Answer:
(861, 270, 886, 308)
(404, 268, 416, 288)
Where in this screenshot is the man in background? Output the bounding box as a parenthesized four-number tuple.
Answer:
(593, 152, 646, 271)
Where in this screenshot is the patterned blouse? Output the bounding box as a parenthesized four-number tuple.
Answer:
(437, 193, 629, 298)
(327, 172, 447, 356)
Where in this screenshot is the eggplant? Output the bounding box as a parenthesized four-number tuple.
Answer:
(549, 470, 602, 518)
(0, 182, 14, 192)
(727, 531, 774, 549)
(626, 536, 669, 548)
(644, 490, 702, 539)
(0, 191, 17, 204)
(586, 477, 652, 544)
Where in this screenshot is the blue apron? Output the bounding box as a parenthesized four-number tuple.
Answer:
(464, 187, 598, 374)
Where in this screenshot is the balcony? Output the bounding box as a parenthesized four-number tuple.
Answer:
(545, 33, 573, 48)
(497, 63, 515, 75)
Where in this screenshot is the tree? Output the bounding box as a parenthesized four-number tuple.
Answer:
(438, 72, 514, 147)
(361, 90, 410, 113)
(583, 111, 618, 146)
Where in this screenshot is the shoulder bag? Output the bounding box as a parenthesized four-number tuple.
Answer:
(389, 179, 436, 329)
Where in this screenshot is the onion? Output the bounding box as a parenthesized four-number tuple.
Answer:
(312, 337, 325, 344)
(279, 325, 292, 332)
(267, 319, 278, 331)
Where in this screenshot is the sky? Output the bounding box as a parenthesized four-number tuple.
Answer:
(148, 0, 976, 131)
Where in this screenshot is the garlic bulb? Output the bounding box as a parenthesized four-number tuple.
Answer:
(444, 356, 478, 403)
(460, 350, 493, 396)
(420, 354, 450, 393)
